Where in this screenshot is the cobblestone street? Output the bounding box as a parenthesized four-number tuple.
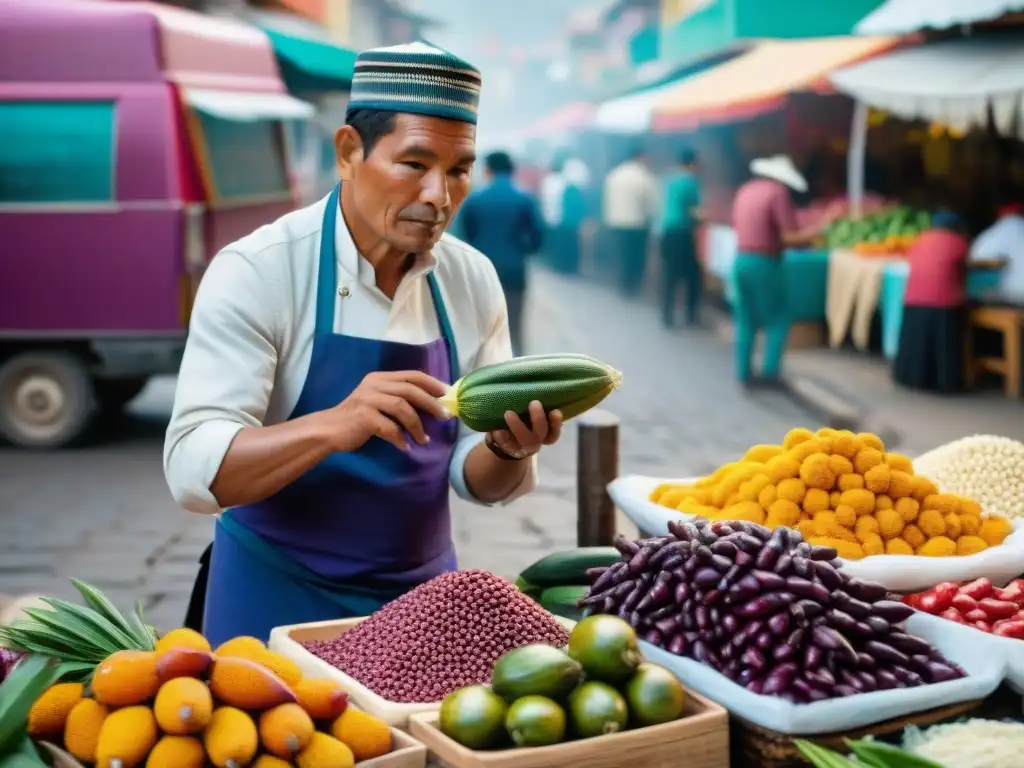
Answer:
(2, 264, 1020, 631)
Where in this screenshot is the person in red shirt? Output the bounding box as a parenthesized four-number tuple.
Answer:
(893, 210, 969, 393)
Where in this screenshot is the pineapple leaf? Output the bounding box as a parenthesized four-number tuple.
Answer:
(39, 597, 138, 652)
(20, 608, 117, 660)
(71, 580, 154, 651)
(127, 601, 157, 650)
(0, 626, 91, 663)
(0, 655, 63, 756)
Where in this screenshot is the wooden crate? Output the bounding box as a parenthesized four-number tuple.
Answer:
(40, 728, 427, 768)
(730, 698, 983, 768)
(270, 616, 575, 730)
(407, 689, 729, 768)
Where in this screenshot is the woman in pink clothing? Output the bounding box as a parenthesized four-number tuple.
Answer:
(893, 210, 969, 393)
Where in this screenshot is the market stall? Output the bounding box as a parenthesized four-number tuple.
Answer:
(645, 36, 899, 327)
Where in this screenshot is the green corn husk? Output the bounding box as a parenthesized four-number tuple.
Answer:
(0, 580, 155, 682)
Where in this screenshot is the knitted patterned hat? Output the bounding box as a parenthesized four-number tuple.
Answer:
(348, 42, 482, 125)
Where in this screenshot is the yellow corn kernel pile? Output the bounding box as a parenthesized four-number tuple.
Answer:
(650, 428, 1014, 559)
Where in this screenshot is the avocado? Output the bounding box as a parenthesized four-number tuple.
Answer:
(505, 695, 566, 748)
(625, 663, 686, 726)
(568, 681, 629, 738)
(567, 615, 643, 684)
(439, 685, 508, 750)
(491, 644, 583, 701)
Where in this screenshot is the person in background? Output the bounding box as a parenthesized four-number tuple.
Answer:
(459, 151, 544, 356)
(538, 154, 567, 270)
(893, 210, 970, 393)
(970, 202, 1024, 303)
(657, 147, 703, 328)
(602, 146, 659, 296)
(731, 155, 819, 387)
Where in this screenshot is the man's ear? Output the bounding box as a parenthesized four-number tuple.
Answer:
(334, 125, 364, 182)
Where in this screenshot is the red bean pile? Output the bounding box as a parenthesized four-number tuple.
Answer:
(303, 569, 569, 703)
(583, 519, 966, 703)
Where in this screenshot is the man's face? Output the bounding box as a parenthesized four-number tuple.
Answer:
(337, 114, 476, 253)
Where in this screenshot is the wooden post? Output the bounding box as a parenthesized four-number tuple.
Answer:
(577, 409, 620, 547)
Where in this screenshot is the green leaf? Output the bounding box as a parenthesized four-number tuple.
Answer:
(794, 740, 861, 768)
(845, 738, 946, 768)
(70, 581, 153, 651)
(0, 627, 94, 665)
(56, 662, 98, 685)
(20, 608, 116, 660)
(126, 602, 157, 651)
(0, 754, 48, 768)
(39, 597, 138, 652)
(0, 655, 63, 756)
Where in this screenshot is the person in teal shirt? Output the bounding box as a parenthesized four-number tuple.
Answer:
(657, 149, 703, 327)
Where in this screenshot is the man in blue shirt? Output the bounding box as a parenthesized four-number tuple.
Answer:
(658, 148, 703, 327)
(459, 151, 544, 355)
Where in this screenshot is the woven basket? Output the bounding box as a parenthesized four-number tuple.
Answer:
(730, 698, 984, 768)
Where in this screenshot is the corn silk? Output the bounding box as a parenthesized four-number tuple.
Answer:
(901, 719, 1024, 767)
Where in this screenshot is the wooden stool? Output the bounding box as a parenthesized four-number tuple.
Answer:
(965, 306, 1024, 398)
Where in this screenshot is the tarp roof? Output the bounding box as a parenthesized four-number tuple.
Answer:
(519, 102, 596, 140)
(651, 35, 899, 132)
(830, 36, 1024, 137)
(855, 0, 1024, 35)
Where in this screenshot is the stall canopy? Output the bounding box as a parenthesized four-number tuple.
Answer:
(830, 37, 1024, 138)
(651, 36, 898, 132)
(182, 87, 316, 122)
(855, 0, 1024, 35)
(592, 46, 749, 134)
(519, 102, 597, 141)
(248, 9, 356, 92)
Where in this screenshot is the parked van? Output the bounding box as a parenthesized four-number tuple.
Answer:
(0, 0, 314, 448)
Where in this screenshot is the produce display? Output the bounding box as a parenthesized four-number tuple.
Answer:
(903, 718, 1024, 767)
(581, 519, 966, 703)
(649, 428, 1014, 559)
(0, 580, 403, 768)
(824, 205, 932, 256)
(514, 547, 623, 621)
(437, 353, 622, 432)
(902, 577, 1024, 638)
(913, 435, 1024, 520)
(303, 570, 570, 703)
(797, 737, 944, 768)
(438, 615, 686, 750)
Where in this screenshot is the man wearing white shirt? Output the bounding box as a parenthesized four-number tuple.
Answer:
(165, 44, 564, 645)
(602, 147, 659, 296)
(970, 203, 1024, 303)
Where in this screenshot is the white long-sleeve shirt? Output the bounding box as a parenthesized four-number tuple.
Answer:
(164, 194, 537, 516)
(970, 213, 1024, 301)
(602, 159, 659, 229)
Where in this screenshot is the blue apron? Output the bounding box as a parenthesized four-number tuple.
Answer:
(201, 185, 461, 646)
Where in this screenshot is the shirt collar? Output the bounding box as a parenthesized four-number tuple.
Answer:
(333, 199, 438, 291)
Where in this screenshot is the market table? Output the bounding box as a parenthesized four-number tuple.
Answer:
(880, 262, 1004, 359)
(703, 224, 829, 322)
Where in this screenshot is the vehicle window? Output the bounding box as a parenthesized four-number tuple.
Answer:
(0, 101, 116, 203)
(196, 113, 290, 201)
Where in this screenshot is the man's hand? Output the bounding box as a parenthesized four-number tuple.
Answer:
(329, 371, 449, 453)
(489, 400, 564, 459)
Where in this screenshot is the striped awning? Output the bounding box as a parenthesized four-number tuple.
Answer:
(855, 0, 1024, 34)
(652, 36, 899, 132)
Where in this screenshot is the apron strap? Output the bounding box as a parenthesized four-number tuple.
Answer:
(218, 510, 405, 614)
(314, 184, 341, 336)
(426, 272, 461, 383)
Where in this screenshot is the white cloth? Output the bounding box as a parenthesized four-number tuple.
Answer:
(750, 155, 808, 193)
(602, 159, 659, 229)
(164, 194, 537, 516)
(539, 172, 566, 226)
(971, 214, 1024, 302)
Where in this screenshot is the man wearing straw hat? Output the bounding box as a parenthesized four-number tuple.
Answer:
(730, 154, 819, 387)
(166, 43, 564, 645)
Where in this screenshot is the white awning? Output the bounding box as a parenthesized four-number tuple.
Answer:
(592, 81, 681, 134)
(183, 88, 316, 122)
(855, 0, 1024, 34)
(830, 37, 1024, 137)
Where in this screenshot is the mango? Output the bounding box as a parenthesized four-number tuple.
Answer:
(155, 647, 214, 682)
(259, 703, 314, 759)
(209, 657, 296, 710)
(146, 735, 204, 768)
(331, 708, 391, 762)
(155, 628, 211, 656)
(27, 682, 84, 739)
(204, 707, 258, 768)
(64, 698, 109, 762)
(92, 651, 160, 707)
(96, 706, 158, 768)
(154, 677, 213, 735)
(293, 678, 348, 721)
(295, 732, 354, 768)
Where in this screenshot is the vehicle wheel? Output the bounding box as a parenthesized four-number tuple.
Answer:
(96, 377, 148, 413)
(0, 352, 99, 449)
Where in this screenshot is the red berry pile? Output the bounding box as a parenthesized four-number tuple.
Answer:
(303, 570, 569, 703)
(903, 577, 1024, 638)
